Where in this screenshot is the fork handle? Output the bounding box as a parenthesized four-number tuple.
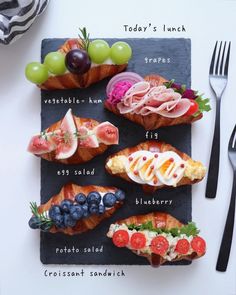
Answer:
(206, 98, 221, 198)
(216, 171, 236, 271)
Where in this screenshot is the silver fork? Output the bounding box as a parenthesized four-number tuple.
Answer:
(216, 124, 236, 271)
(206, 41, 231, 199)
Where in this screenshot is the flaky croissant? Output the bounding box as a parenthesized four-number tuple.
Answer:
(104, 74, 203, 130)
(107, 212, 206, 267)
(29, 183, 125, 235)
(40, 39, 127, 90)
(105, 140, 206, 193)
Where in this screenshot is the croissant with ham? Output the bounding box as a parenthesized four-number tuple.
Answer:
(28, 183, 125, 235)
(105, 140, 206, 193)
(104, 73, 211, 130)
(27, 108, 119, 164)
(107, 212, 206, 267)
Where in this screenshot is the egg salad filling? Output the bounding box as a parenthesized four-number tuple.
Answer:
(107, 221, 206, 261)
(106, 150, 206, 187)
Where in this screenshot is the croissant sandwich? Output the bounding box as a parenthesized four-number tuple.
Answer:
(28, 183, 125, 235)
(107, 212, 206, 267)
(25, 28, 132, 90)
(104, 72, 211, 130)
(28, 108, 119, 164)
(105, 140, 206, 193)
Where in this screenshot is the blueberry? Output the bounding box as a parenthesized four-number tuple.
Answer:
(49, 205, 61, 219)
(98, 204, 105, 214)
(75, 193, 87, 205)
(28, 216, 40, 229)
(82, 204, 89, 217)
(53, 214, 65, 228)
(60, 199, 73, 213)
(103, 193, 117, 207)
(87, 191, 101, 205)
(64, 214, 77, 228)
(69, 205, 83, 221)
(89, 203, 99, 215)
(115, 190, 125, 201)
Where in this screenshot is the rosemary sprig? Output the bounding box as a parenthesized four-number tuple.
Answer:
(30, 202, 53, 230)
(78, 27, 90, 52)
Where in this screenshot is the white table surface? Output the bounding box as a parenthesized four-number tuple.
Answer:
(0, 0, 236, 294)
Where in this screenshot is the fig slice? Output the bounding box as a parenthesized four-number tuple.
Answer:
(55, 109, 78, 160)
(79, 134, 99, 148)
(94, 121, 119, 145)
(27, 130, 61, 155)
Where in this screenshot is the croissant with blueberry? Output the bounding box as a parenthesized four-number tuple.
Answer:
(107, 212, 206, 267)
(104, 72, 211, 130)
(105, 140, 206, 193)
(25, 28, 132, 90)
(27, 109, 119, 164)
(28, 183, 125, 235)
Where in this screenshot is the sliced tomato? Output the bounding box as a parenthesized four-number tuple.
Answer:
(112, 230, 129, 248)
(150, 236, 169, 255)
(191, 236, 206, 255)
(130, 232, 146, 250)
(175, 239, 190, 255)
(185, 99, 199, 116)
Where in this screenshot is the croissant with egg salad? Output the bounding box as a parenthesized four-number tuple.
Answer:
(105, 141, 206, 193)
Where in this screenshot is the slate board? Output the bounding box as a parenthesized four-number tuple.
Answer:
(40, 38, 192, 265)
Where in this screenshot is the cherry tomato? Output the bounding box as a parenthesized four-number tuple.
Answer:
(191, 236, 206, 255)
(185, 99, 199, 116)
(175, 239, 190, 255)
(112, 230, 129, 247)
(150, 236, 169, 255)
(130, 232, 146, 250)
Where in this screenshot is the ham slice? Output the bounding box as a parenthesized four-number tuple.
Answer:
(117, 81, 191, 118)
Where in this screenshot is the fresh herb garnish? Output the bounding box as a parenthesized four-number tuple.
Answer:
(164, 80, 211, 115)
(193, 96, 211, 117)
(30, 202, 53, 230)
(79, 27, 90, 52)
(127, 221, 200, 237)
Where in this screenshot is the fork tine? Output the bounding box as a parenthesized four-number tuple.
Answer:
(224, 42, 231, 76)
(215, 41, 222, 75)
(219, 42, 226, 75)
(229, 124, 236, 150)
(209, 41, 218, 75)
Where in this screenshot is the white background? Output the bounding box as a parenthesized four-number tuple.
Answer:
(0, 0, 236, 294)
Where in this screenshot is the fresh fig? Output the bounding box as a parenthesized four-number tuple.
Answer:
(79, 135, 99, 148)
(55, 109, 78, 160)
(27, 134, 56, 155)
(94, 122, 119, 145)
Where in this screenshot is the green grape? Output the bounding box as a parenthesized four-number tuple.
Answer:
(110, 42, 132, 65)
(88, 40, 110, 64)
(44, 51, 66, 75)
(25, 62, 49, 84)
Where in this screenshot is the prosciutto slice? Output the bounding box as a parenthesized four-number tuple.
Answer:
(117, 81, 191, 118)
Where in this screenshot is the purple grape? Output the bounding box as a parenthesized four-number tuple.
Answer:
(65, 49, 91, 74)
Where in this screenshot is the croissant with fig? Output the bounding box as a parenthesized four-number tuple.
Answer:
(28, 109, 119, 164)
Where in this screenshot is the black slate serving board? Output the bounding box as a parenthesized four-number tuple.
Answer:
(40, 38, 192, 265)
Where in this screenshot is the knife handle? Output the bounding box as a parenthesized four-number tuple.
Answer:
(216, 172, 236, 271)
(206, 98, 221, 198)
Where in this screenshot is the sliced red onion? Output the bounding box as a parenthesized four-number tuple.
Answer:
(106, 72, 144, 97)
